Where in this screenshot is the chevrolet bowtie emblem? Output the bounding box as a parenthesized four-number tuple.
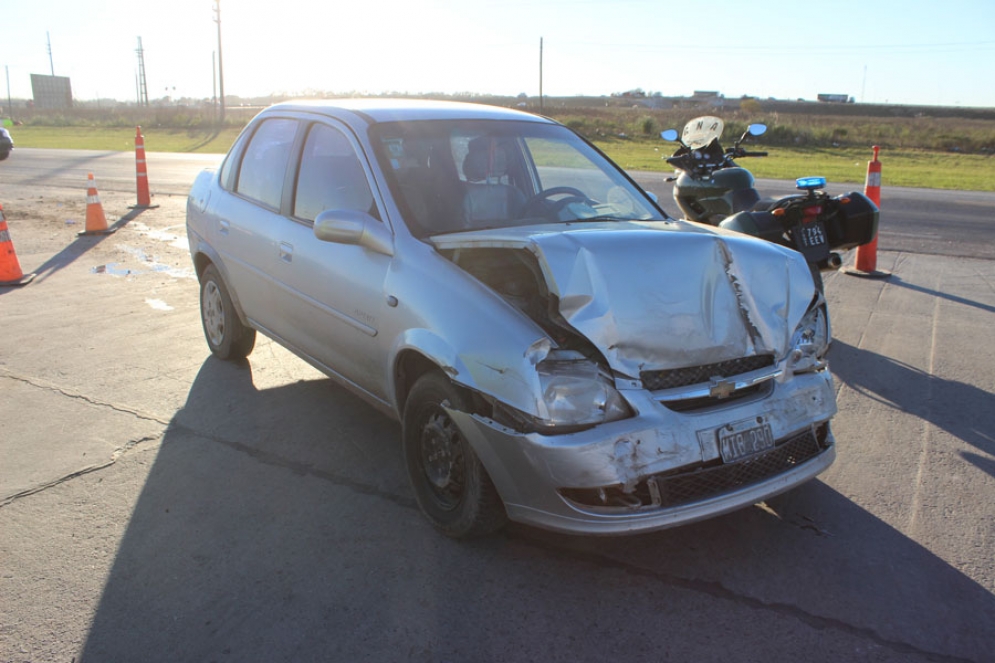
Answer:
(709, 378, 737, 399)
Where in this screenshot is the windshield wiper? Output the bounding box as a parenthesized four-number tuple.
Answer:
(565, 215, 639, 223)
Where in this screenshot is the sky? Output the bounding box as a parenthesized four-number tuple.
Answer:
(3, 0, 994, 108)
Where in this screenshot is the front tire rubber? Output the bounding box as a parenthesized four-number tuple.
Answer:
(402, 372, 507, 538)
(199, 264, 256, 360)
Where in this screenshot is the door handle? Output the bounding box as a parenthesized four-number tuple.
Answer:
(219, 219, 230, 235)
(280, 241, 294, 263)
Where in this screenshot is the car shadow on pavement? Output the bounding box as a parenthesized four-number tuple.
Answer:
(829, 339, 994, 457)
(75, 356, 995, 662)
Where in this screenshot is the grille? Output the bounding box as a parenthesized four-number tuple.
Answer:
(662, 382, 770, 413)
(646, 426, 826, 508)
(641, 355, 775, 391)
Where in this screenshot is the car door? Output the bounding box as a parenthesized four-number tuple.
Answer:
(277, 120, 394, 402)
(211, 116, 301, 340)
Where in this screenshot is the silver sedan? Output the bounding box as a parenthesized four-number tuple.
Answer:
(186, 99, 836, 537)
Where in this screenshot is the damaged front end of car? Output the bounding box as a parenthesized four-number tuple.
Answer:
(431, 221, 837, 535)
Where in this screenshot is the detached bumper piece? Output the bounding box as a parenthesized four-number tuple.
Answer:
(559, 422, 831, 510)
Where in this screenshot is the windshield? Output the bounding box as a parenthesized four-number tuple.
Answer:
(369, 119, 665, 237)
(681, 116, 724, 149)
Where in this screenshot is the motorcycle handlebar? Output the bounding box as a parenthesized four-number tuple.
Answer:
(740, 151, 768, 158)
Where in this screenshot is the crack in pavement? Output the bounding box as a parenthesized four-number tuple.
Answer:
(0, 435, 161, 507)
(166, 421, 418, 512)
(0, 369, 171, 427)
(0, 370, 168, 506)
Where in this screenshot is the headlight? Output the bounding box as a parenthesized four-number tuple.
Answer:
(535, 351, 632, 430)
(788, 304, 830, 374)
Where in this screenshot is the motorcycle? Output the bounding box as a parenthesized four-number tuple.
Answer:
(660, 116, 879, 289)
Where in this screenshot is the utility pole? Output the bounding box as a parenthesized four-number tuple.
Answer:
(5, 66, 13, 122)
(136, 37, 149, 106)
(46, 32, 55, 75)
(212, 51, 218, 121)
(539, 37, 544, 113)
(213, 0, 226, 124)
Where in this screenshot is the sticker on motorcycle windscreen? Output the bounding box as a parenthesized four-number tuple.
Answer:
(682, 116, 724, 149)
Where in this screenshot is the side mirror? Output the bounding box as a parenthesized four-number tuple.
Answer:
(660, 129, 680, 142)
(313, 209, 394, 256)
(748, 124, 767, 137)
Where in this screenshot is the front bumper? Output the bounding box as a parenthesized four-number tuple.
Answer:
(450, 369, 836, 535)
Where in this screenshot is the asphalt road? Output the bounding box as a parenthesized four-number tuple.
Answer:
(1, 151, 993, 662)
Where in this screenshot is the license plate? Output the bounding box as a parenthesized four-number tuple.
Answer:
(795, 220, 827, 250)
(717, 418, 775, 464)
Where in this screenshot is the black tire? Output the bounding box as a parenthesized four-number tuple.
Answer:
(199, 264, 256, 360)
(402, 372, 507, 538)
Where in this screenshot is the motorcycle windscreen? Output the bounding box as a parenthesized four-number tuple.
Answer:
(682, 116, 724, 149)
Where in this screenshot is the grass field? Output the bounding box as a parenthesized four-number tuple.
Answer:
(602, 141, 995, 191)
(10, 126, 244, 154)
(9, 125, 995, 192)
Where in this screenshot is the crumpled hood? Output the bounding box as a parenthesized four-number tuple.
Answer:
(434, 221, 816, 377)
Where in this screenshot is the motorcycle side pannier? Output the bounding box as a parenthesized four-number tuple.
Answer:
(827, 191, 879, 250)
(719, 210, 786, 245)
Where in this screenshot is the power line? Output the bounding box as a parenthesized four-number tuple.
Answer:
(553, 40, 995, 55)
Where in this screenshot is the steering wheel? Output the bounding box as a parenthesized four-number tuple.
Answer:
(522, 186, 598, 217)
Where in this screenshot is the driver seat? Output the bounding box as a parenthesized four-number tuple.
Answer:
(461, 136, 525, 228)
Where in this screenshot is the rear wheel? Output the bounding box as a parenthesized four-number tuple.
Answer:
(402, 372, 507, 538)
(199, 264, 256, 360)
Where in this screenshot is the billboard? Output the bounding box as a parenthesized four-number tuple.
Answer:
(30, 74, 74, 109)
(817, 94, 854, 104)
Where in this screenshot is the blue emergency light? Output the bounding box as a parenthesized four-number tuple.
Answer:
(796, 176, 827, 191)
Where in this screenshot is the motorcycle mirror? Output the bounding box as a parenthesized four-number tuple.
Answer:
(736, 123, 768, 146)
(660, 129, 680, 142)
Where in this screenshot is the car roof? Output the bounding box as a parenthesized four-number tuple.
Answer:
(263, 98, 556, 126)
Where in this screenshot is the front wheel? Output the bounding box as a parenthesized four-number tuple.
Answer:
(199, 264, 256, 360)
(402, 372, 507, 538)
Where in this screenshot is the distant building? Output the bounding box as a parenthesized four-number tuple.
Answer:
(817, 94, 855, 104)
(30, 74, 73, 109)
(683, 90, 726, 109)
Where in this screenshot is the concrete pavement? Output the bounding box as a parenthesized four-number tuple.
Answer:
(1, 185, 992, 662)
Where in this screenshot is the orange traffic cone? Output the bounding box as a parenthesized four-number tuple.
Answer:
(78, 172, 115, 236)
(843, 146, 890, 280)
(0, 204, 36, 286)
(132, 126, 158, 209)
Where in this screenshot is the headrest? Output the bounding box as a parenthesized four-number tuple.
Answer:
(463, 136, 509, 182)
